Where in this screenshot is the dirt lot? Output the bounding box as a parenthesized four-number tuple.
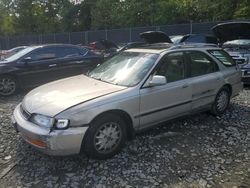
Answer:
(0, 88, 249, 188)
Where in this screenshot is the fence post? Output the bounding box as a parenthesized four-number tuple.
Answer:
(105, 29, 108, 40)
(190, 20, 193, 34)
(129, 28, 132, 42)
(85, 31, 88, 45)
(54, 33, 56, 43)
(68, 32, 71, 44)
(6, 36, 9, 49)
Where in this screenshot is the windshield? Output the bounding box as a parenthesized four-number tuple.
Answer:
(224, 39, 250, 46)
(88, 51, 159, 87)
(5, 47, 36, 61)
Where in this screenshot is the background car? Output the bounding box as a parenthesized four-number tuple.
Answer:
(171, 34, 218, 45)
(88, 39, 119, 59)
(117, 42, 145, 52)
(140, 31, 173, 44)
(212, 21, 250, 85)
(0, 44, 104, 96)
(170, 35, 184, 44)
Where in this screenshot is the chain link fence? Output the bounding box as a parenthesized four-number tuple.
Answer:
(0, 21, 235, 50)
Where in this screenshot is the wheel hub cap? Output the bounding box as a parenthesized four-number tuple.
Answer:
(0, 78, 16, 95)
(217, 91, 228, 111)
(94, 122, 121, 153)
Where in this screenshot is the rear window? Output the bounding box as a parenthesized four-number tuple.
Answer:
(208, 50, 236, 67)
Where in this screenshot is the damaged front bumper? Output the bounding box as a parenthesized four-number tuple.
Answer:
(13, 104, 88, 156)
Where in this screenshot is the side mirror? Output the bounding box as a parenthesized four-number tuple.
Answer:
(148, 75, 167, 87)
(23, 57, 32, 63)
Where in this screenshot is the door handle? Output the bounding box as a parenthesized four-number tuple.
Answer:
(76, 61, 84, 64)
(182, 83, 189, 88)
(49, 64, 57, 67)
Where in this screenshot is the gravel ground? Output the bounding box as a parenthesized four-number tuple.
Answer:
(0, 88, 249, 188)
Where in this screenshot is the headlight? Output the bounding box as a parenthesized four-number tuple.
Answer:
(55, 119, 69, 129)
(30, 114, 55, 128)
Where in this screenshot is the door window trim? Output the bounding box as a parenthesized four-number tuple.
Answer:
(184, 50, 219, 78)
(141, 51, 187, 89)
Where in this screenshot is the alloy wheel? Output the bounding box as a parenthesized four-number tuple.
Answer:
(216, 90, 229, 112)
(94, 122, 122, 154)
(0, 77, 16, 96)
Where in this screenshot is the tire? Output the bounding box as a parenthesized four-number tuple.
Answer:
(211, 86, 230, 116)
(0, 75, 18, 96)
(84, 114, 127, 159)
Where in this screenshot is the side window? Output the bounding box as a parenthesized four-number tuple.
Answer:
(155, 52, 185, 83)
(187, 51, 218, 77)
(208, 50, 236, 67)
(56, 47, 81, 58)
(28, 47, 56, 62)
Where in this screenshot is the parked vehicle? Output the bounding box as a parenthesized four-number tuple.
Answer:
(170, 35, 184, 44)
(0, 46, 27, 60)
(88, 39, 119, 59)
(212, 21, 250, 85)
(0, 44, 103, 96)
(118, 42, 145, 52)
(12, 42, 242, 159)
(171, 34, 218, 45)
(140, 31, 173, 44)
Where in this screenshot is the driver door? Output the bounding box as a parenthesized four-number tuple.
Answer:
(18, 47, 61, 88)
(138, 52, 192, 129)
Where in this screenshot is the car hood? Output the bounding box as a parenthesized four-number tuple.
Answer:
(99, 39, 118, 49)
(212, 22, 250, 43)
(140, 31, 172, 44)
(22, 75, 126, 117)
(242, 63, 250, 69)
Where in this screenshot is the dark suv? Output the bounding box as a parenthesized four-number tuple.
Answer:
(0, 44, 103, 96)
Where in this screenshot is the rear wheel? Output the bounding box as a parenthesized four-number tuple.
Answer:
(0, 76, 18, 96)
(211, 86, 230, 116)
(84, 114, 127, 159)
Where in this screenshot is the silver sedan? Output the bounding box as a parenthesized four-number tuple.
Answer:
(13, 45, 242, 159)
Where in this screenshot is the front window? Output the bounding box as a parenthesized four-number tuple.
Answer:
(88, 51, 159, 87)
(155, 52, 185, 82)
(28, 48, 57, 61)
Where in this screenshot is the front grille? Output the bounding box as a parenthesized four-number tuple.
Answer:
(242, 70, 250, 77)
(20, 105, 31, 120)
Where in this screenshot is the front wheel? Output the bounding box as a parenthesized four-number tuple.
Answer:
(84, 114, 127, 159)
(211, 86, 230, 116)
(0, 76, 18, 96)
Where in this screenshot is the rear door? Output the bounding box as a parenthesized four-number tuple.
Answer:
(185, 50, 224, 111)
(139, 51, 192, 128)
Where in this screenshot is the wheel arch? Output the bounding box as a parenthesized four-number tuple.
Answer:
(90, 109, 135, 140)
(222, 83, 232, 97)
(0, 73, 21, 85)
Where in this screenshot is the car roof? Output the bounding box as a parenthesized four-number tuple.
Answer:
(28, 44, 83, 49)
(125, 43, 221, 54)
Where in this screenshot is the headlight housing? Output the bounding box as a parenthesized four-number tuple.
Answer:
(30, 114, 55, 128)
(30, 114, 70, 129)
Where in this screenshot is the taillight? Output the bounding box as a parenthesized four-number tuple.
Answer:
(89, 42, 97, 51)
